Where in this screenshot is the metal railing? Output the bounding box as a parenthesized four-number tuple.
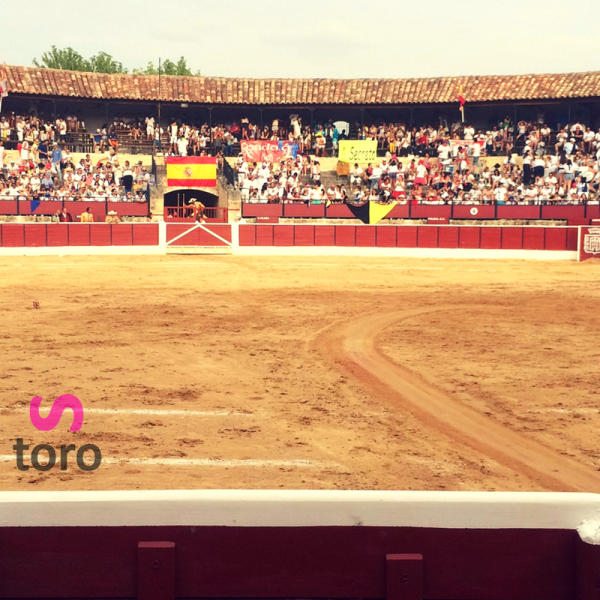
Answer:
(164, 206, 228, 222)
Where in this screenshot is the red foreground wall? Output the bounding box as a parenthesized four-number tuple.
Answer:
(0, 524, 598, 599)
(239, 224, 578, 252)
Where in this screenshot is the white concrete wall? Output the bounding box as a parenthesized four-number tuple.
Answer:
(0, 490, 599, 529)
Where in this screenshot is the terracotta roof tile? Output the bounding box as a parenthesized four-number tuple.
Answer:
(5, 65, 600, 106)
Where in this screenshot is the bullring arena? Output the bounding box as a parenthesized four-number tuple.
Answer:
(3, 63, 600, 600)
(1, 248, 599, 493)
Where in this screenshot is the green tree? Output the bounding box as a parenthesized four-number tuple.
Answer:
(33, 46, 90, 71)
(33, 46, 128, 73)
(133, 57, 201, 77)
(88, 52, 127, 74)
(33, 47, 200, 76)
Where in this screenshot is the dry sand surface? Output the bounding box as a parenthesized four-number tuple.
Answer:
(0, 255, 599, 492)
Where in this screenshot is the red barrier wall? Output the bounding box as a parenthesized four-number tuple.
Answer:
(241, 203, 598, 223)
(0, 224, 159, 247)
(0, 223, 578, 254)
(238, 225, 577, 252)
(14, 201, 148, 218)
(0, 524, 593, 600)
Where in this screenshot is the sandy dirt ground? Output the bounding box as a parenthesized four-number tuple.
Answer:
(0, 255, 598, 492)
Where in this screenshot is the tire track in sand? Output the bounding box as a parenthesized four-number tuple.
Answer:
(321, 306, 600, 492)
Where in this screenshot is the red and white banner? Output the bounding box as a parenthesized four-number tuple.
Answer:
(240, 141, 297, 163)
(449, 140, 484, 155)
(579, 226, 600, 261)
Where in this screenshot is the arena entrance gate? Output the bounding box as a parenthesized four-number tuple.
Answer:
(165, 222, 233, 255)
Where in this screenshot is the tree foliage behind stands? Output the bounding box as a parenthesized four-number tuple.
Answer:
(133, 57, 201, 76)
(32, 47, 199, 76)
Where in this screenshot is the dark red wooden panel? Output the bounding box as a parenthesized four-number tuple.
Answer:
(453, 205, 496, 220)
(586, 205, 600, 220)
(501, 227, 524, 249)
(17, 200, 45, 216)
(294, 226, 315, 246)
(417, 227, 439, 248)
(284, 204, 325, 218)
(241, 204, 282, 218)
(396, 226, 418, 248)
(65, 202, 105, 220)
(273, 225, 294, 246)
(376, 227, 397, 247)
(355, 226, 377, 247)
(67, 225, 91, 246)
(387, 204, 410, 219)
(314, 225, 335, 246)
(239, 225, 256, 246)
(544, 228, 568, 251)
(89, 224, 111, 246)
(115, 202, 148, 216)
(132, 224, 159, 246)
(523, 228, 545, 250)
(0, 200, 18, 215)
(138, 542, 175, 600)
(566, 228, 579, 251)
(334, 226, 355, 246)
(111, 224, 133, 246)
(411, 205, 452, 220)
(0, 526, 578, 600)
(166, 224, 199, 245)
(480, 227, 502, 249)
(197, 226, 231, 247)
(207, 225, 232, 243)
(255, 225, 274, 246)
(459, 227, 481, 248)
(387, 554, 423, 600)
(47, 224, 69, 247)
(326, 204, 354, 218)
(24, 225, 47, 247)
(497, 206, 541, 220)
(541, 206, 585, 220)
(438, 227, 459, 249)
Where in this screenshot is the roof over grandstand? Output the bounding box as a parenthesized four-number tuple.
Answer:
(4, 65, 600, 106)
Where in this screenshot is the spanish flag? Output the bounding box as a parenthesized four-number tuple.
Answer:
(166, 157, 217, 188)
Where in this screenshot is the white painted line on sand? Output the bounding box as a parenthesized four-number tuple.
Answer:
(529, 408, 599, 414)
(0, 263, 229, 269)
(104, 457, 327, 467)
(5, 408, 252, 417)
(86, 408, 252, 417)
(0, 455, 332, 468)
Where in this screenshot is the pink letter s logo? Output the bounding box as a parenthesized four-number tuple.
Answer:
(29, 395, 84, 432)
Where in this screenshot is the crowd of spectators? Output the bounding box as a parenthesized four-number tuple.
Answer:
(0, 141, 151, 203)
(0, 112, 153, 203)
(236, 118, 600, 206)
(3, 109, 600, 207)
(110, 114, 348, 156)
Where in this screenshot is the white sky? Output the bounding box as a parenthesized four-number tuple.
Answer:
(4, 0, 600, 79)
